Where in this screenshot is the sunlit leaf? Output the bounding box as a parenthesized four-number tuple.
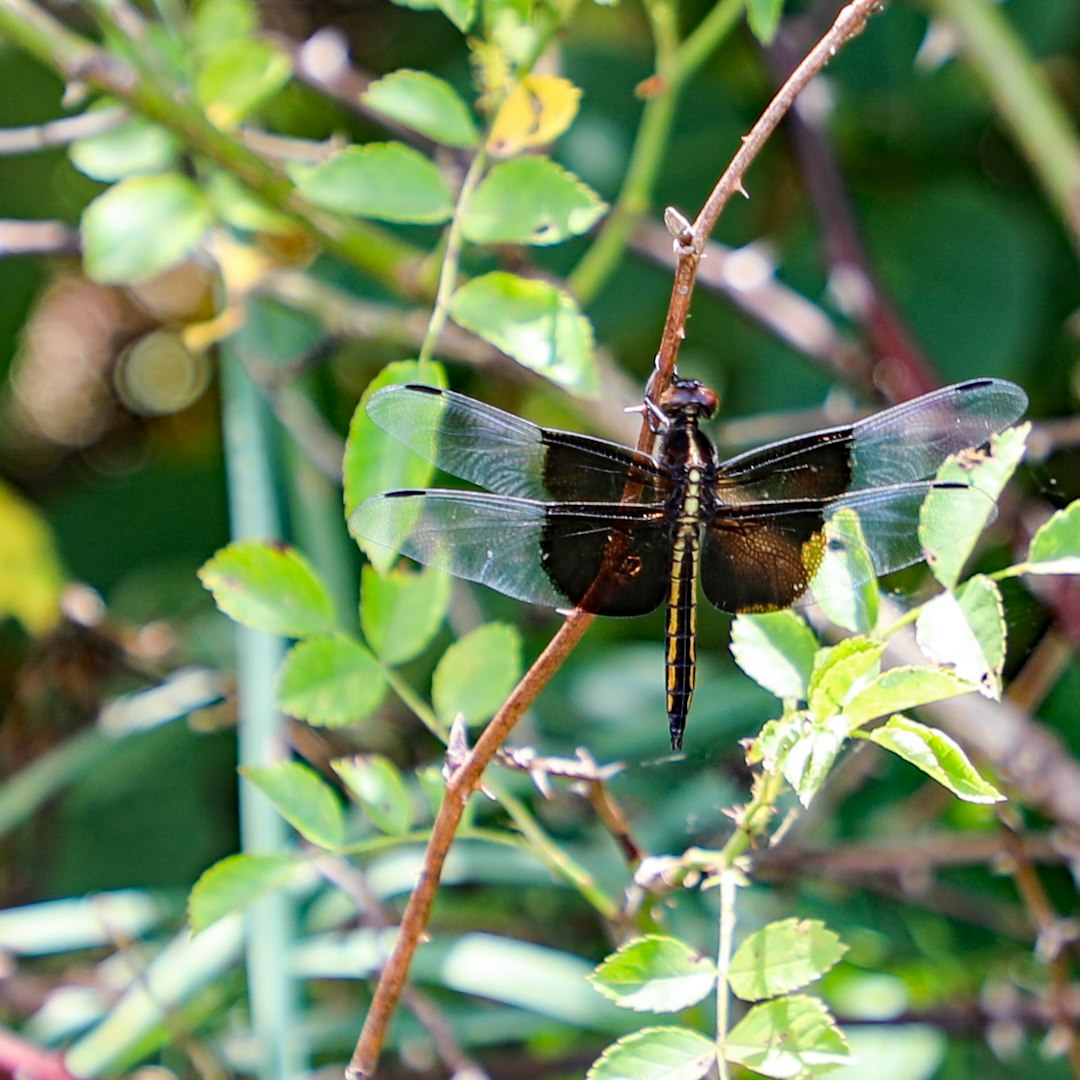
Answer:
(587, 1026, 717, 1080)
(730, 611, 819, 701)
(390, 0, 476, 31)
(746, 0, 784, 44)
(807, 638, 885, 722)
(842, 665, 976, 731)
(922, 423, 1027, 589)
(332, 754, 414, 835)
(916, 575, 1005, 698)
(344, 360, 447, 572)
(189, 853, 299, 933)
(242, 760, 345, 848)
(725, 995, 853, 1078)
(69, 114, 179, 181)
(278, 634, 387, 728)
(1025, 499, 1080, 575)
(82, 173, 211, 284)
(433, 622, 522, 726)
(292, 143, 454, 224)
(813, 507, 879, 633)
(729, 919, 847, 1002)
(589, 935, 716, 1013)
(198, 541, 335, 638)
(195, 38, 292, 127)
(462, 156, 606, 246)
(863, 715, 1004, 803)
(449, 272, 597, 395)
(781, 714, 848, 808)
(361, 564, 451, 665)
(363, 69, 479, 148)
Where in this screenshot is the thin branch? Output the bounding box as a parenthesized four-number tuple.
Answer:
(346, 610, 596, 1080)
(0, 219, 80, 257)
(0, 0, 427, 297)
(0, 103, 128, 153)
(765, 12, 939, 402)
(653, 0, 884, 393)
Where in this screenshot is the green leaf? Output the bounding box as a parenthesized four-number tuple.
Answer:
(198, 541, 336, 638)
(345, 362, 447, 572)
(725, 995, 853, 1078)
(188, 853, 299, 933)
(292, 143, 454, 224)
(745, 0, 784, 43)
(782, 714, 849, 808)
(278, 634, 387, 728)
(361, 564, 451, 665)
(589, 935, 717, 1013)
(206, 170, 296, 234)
(587, 1026, 717, 1080)
(730, 612, 819, 700)
(864, 715, 1004, 803)
(449, 272, 597, 395)
(362, 69, 479, 148)
(729, 919, 848, 1002)
(242, 761, 345, 848)
(752, 712, 848, 808)
(915, 575, 1005, 698)
(191, 0, 257, 53)
(432, 622, 522, 726)
(195, 38, 292, 127)
(82, 173, 211, 284)
(842, 665, 976, 731)
(69, 115, 179, 181)
(332, 754, 414, 835)
(807, 638, 885, 722)
(922, 423, 1028, 590)
(462, 156, 606, 246)
(813, 507, 879, 633)
(390, 0, 476, 31)
(1026, 499, 1080, 575)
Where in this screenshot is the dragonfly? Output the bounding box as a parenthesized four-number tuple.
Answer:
(349, 377, 1027, 749)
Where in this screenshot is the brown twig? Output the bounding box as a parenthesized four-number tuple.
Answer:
(652, 0, 885, 398)
(765, 8, 940, 402)
(346, 610, 595, 1079)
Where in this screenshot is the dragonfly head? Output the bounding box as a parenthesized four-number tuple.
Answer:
(659, 378, 719, 420)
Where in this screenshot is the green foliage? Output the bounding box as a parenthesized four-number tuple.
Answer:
(432, 621, 523, 726)
(189, 853, 300, 934)
(81, 173, 212, 284)
(332, 754, 415, 835)
(728, 919, 847, 1001)
(292, 143, 456, 224)
(449, 272, 598, 394)
(242, 761, 345, 848)
(277, 634, 388, 726)
(198, 541, 336, 638)
(362, 69, 481, 148)
(461, 156, 607, 245)
(725, 995, 853, 1078)
(589, 935, 717, 1012)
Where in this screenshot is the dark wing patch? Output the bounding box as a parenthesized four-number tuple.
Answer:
(714, 378, 1028, 503)
(701, 481, 984, 613)
(350, 490, 670, 616)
